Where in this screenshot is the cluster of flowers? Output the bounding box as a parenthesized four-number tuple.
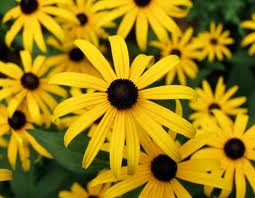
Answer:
(0, 0, 255, 197)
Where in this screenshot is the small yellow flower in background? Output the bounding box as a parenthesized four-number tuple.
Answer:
(151, 27, 201, 85)
(50, 35, 197, 178)
(90, 129, 229, 198)
(59, 181, 111, 198)
(0, 104, 52, 171)
(189, 77, 247, 128)
(193, 22, 234, 62)
(94, 0, 192, 50)
(58, 0, 114, 46)
(3, 0, 78, 52)
(241, 14, 255, 55)
(0, 169, 12, 182)
(192, 112, 255, 198)
(0, 51, 67, 125)
(46, 36, 101, 76)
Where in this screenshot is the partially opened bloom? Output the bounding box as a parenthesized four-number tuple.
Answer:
(90, 130, 229, 198)
(0, 104, 52, 171)
(59, 181, 111, 198)
(151, 27, 201, 85)
(192, 112, 255, 198)
(193, 22, 234, 62)
(49, 35, 197, 177)
(0, 51, 67, 125)
(241, 14, 255, 55)
(46, 36, 101, 76)
(94, 0, 192, 50)
(189, 77, 247, 128)
(58, 0, 114, 46)
(3, 0, 78, 52)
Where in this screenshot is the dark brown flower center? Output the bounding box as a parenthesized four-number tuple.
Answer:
(8, 111, 26, 130)
(224, 138, 245, 160)
(88, 196, 98, 198)
(107, 79, 138, 110)
(20, 0, 38, 14)
(208, 103, 221, 115)
(171, 49, 182, 57)
(151, 154, 177, 181)
(68, 48, 84, 62)
(134, 0, 151, 7)
(21, 72, 40, 90)
(76, 13, 88, 26)
(210, 38, 218, 45)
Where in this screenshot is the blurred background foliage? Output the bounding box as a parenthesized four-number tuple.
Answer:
(1, 0, 255, 197)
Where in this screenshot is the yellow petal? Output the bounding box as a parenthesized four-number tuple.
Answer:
(235, 162, 246, 198)
(74, 39, 116, 83)
(0, 62, 23, 79)
(5, 17, 24, 48)
(8, 134, 18, 170)
(233, 114, 248, 137)
(20, 50, 32, 72)
(31, 18, 47, 52)
(82, 107, 116, 168)
(136, 12, 148, 51)
(27, 93, 41, 125)
(135, 55, 180, 89)
(8, 90, 27, 117)
(49, 72, 108, 91)
(0, 169, 12, 181)
(178, 159, 220, 172)
(171, 179, 191, 198)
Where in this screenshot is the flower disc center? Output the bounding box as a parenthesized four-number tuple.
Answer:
(171, 49, 182, 57)
(8, 111, 26, 130)
(107, 79, 138, 110)
(151, 154, 177, 181)
(69, 48, 85, 62)
(210, 38, 218, 45)
(224, 138, 245, 160)
(20, 0, 38, 14)
(134, 0, 151, 7)
(76, 13, 88, 26)
(21, 72, 40, 90)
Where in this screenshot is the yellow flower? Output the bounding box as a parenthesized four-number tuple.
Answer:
(58, 0, 114, 46)
(193, 22, 234, 62)
(59, 182, 111, 198)
(0, 51, 67, 125)
(90, 130, 229, 198)
(0, 104, 52, 171)
(151, 27, 201, 85)
(3, 0, 78, 52)
(241, 14, 255, 55)
(46, 36, 101, 76)
(0, 169, 12, 182)
(189, 77, 247, 128)
(95, 0, 192, 50)
(49, 35, 197, 177)
(192, 112, 255, 198)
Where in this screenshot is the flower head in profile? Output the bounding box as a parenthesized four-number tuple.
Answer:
(90, 129, 229, 198)
(0, 104, 52, 171)
(50, 35, 197, 177)
(192, 112, 255, 198)
(95, 0, 192, 50)
(58, 0, 114, 46)
(59, 181, 111, 198)
(193, 22, 234, 62)
(241, 14, 255, 55)
(151, 27, 201, 85)
(0, 51, 67, 125)
(189, 77, 247, 128)
(0, 169, 12, 182)
(3, 0, 78, 52)
(46, 36, 101, 76)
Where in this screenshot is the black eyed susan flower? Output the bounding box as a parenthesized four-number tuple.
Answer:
(57, 0, 114, 46)
(241, 14, 255, 55)
(90, 130, 229, 198)
(151, 27, 201, 85)
(94, 0, 192, 50)
(0, 51, 67, 125)
(192, 112, 255, 198)
(49, 35, 197, 177)
(3, 0, 78, 52)
(189, 77, 247, 128)
(46, 36, 101, 76)
(0, 104, 52, 171)
(193, 22, 234, 62)
(59, 181, 111, 198)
